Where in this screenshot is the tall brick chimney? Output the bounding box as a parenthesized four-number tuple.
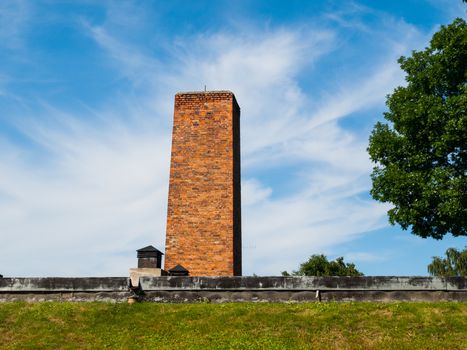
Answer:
(164, 91, 242, 276)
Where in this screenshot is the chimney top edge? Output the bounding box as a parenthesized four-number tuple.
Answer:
(175, 90, 234, 96)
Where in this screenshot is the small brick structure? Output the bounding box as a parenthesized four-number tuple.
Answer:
(137, 245, 163, 268)
(164, 91, 242, 276)
(168, 264, 190, 276)
(129, 246, 166, 287)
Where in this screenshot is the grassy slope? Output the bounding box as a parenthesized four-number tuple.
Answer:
(0, 302, 466, 349)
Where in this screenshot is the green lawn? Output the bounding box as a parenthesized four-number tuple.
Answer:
(0, 302, 465, 349)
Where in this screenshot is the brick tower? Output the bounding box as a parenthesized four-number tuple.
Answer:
(164, 91, 241, 276)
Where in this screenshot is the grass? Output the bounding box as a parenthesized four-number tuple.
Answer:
(0, 302, 466, 349)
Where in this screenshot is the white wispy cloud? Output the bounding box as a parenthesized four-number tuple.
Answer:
(427, 0, 466, 22)
(0, 2, 428, 276)
(83, 22, 159, 86)
(344, 251, 390, 263)
(0, 109, 171, 275)
(0, 0, 30, 50)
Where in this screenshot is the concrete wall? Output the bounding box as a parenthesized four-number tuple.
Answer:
(0, 276, 465, 302)
(0, 277, 130, 302)
(139, 276, 466, 302)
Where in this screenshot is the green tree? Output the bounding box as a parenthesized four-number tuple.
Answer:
(368, 18, 467, 239)
(427, 247, 467, 277)
(283, 254, 363, 277)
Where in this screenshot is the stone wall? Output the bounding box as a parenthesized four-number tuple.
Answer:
(139, 276, 466, 302)
(1, 276, 465, 303)
(0, 277, 130, 302)
(165, 91, 242, 276)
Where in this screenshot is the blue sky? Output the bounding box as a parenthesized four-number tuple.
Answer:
(0, 1, 465, 277)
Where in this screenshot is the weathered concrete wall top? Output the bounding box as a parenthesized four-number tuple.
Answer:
(139, 276, 465, 291)
(1, 276, 465, 303)
(0, 277, 129, 292)
(0, 276, 465, 293)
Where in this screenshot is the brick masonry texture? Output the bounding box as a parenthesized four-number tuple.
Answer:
(164, 91, 242, 276)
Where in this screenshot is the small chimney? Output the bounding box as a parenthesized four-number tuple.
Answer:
(136, 245, 164, 268)
(168, 264, 189, 276)
(129, 245, 167, 288)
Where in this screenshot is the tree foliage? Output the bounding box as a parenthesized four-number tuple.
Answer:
(427, 247, 467, 277)
(282, 254, 363, 277)
(368, 18, 467, 239)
